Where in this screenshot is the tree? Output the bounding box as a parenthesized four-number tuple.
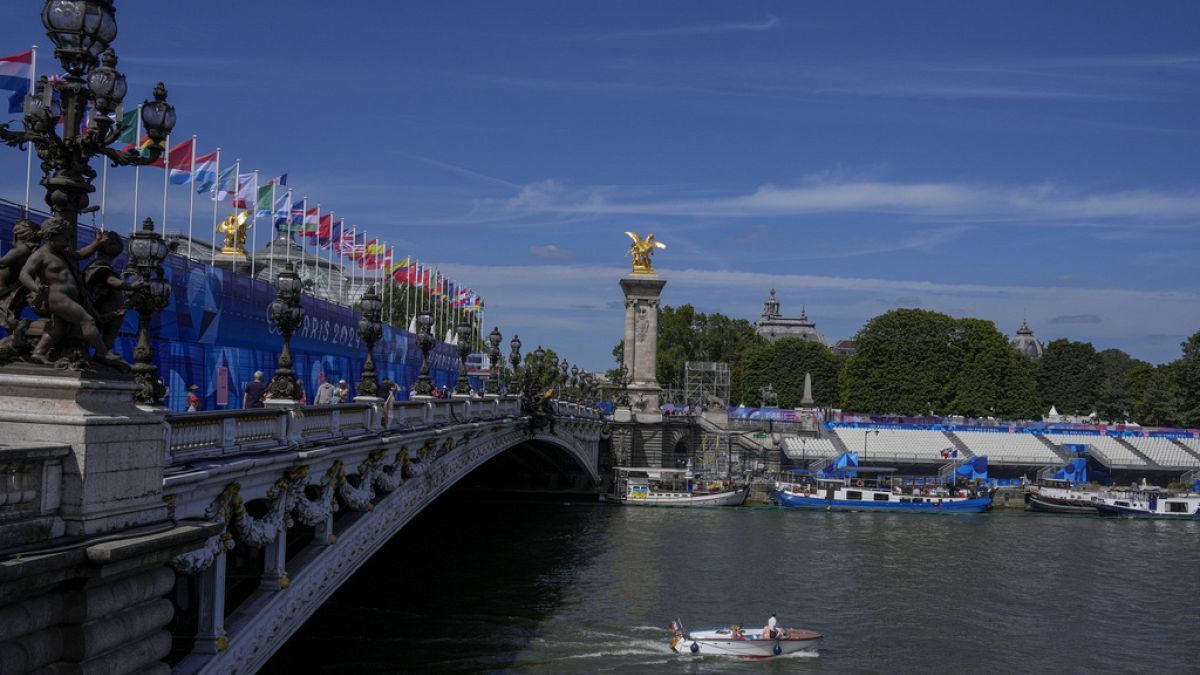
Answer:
(1178, 330, 1200, 426)
(1094, 349, 1151, 422)
(1036, 339, 1104, 416)
(945, 318, 1013, 417)
(839, 309, 959, 415)
(1135, 365, 1183, 427)
(740, 338, 842, 408)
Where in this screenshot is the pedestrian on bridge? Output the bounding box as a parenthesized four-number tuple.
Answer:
(243, 372, 267, 409)
(314, 379, 335, 405)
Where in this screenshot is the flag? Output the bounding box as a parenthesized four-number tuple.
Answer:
(148, 138, 195, 184)
(286, 200, 308, 231)
(310, 213, 333, 246)
(233, 172, 257, 209)
(115, 108, 139, 144)
(390, 257, 411, 275)
(214, 164, 238, 201)
(0, 51, 32, 115)
(121, 134, 165, 158)
(192, 151, 219, 193)
(272, 191, 291, 227)
(267, 173, 287, 186)
(254, 184, 273, 217)
(338, 227, 358, 255)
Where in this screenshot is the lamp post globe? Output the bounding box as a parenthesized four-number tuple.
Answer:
(414, 311, 435, 397)
(454, 321, 473, 395)
(42, 0, 118, 74)
(126, 217, 170, 406)
(139, 81, 176, 144)
(507, 335, 522, 393)
(355, 285, 384, 398)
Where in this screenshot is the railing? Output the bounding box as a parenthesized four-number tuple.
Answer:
(165, 396, 603, 463)
(0, 443, 70, 548)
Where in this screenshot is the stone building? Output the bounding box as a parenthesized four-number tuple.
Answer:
(753, 288, 826, 345)
(1010, 319, 1045, 358)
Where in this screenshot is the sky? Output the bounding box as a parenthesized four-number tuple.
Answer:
(2, 1, 1198, 371)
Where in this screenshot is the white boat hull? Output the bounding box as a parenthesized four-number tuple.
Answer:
(671, 627, 822, 657)
(603, 485, 749, 507)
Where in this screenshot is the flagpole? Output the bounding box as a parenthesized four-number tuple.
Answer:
(23, 46, 37, 216)
(284, 189, 293, 264)
(99, 151, 107, 231)
(131, 104, 142, 233)
(250, 170, 259, 280)
(209, 149, 221, 266)
(229, 159, 240, 272)
(186, 134, 196, 257)
(307, 201, 317, 286)
(268, 180, 276, 279)
(325, 213, 335, 299)
(161, 133, 170, 232)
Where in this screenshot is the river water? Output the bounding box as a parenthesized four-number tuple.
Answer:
(265, 498, 1200, 673)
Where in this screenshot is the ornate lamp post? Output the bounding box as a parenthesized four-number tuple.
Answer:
(356, 285, 383, 398)
(0, 2, 175, 369)
(535, 347, 548, 387)
(558, 360, 570, 396)
(570, 365, 579, 402)
(414, 311, 434, 396)
(508, 334, 521, 394)
(125, 217, 170, 406)
(267, 263, 304, 402)
(454, 320, 472, 396)
(486, 326, 502, 396)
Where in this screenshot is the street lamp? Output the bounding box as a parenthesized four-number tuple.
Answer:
(355, 285, 383, 398)
(0, 2, 175, 369)
(864, 428, 879, 457)
(486, 326, 502, 396)
(508, 334, 522, 394)
(454, 320, 472, 396)
(570, 365, 579, 402)
(267, 263, 304, 402)
(534, 346, 546, 383)
(414, 311, 434, 396)
(125, 217, 170, 406)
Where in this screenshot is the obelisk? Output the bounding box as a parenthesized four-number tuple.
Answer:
(619, 232, 667, 416)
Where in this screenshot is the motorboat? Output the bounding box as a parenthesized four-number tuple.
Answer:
(601, 467, 749, 507)
(1093, 491, 1200, 518)
(670, 620, 821, 658)
(775, 472, 992, 513)
(1025, 478, 1100, 515)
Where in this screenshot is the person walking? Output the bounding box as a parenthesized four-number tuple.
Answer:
(314, 378, 335, 405)
(243, 371, 268, 409)
(295, 379, 308, 405)
(335, 380, 350, 404)
(186, 384, 202, 412)
(381, 378, 396, 427)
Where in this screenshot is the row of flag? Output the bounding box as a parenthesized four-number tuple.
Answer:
(1, 48, 485, 313)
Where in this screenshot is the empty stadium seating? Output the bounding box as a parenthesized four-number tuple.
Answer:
(832, 428, 953, 462)
(950, 431, 1062, 464)
(1041, 432, 1147, 467)
(782, 437, 839, 460)
(1126, 437, 1200, 468)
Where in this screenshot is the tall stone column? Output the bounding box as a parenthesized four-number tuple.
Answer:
(619, 273, 666, 417)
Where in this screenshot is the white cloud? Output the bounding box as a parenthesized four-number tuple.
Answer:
(530, 244, 574, 260)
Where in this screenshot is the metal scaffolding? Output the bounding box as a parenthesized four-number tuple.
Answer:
(684, 361, 730, 409)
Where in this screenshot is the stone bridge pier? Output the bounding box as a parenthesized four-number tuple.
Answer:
(0, 369, 604, 675)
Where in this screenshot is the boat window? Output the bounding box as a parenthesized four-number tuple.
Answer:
(1115, 501, 1129, 507)
(900, 498, 910, 503)
(913, 497, 922, 502)
(873, 493, 890, 502)
(1168, 502, 1188, 513)
(845, 491, 862, 500)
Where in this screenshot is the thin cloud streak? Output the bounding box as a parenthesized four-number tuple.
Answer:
(596, 14, 780, 40)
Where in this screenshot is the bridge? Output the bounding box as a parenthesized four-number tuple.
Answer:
(0, 386, 605, 675)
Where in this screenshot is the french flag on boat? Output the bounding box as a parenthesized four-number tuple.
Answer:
(0, 51, 33, 115)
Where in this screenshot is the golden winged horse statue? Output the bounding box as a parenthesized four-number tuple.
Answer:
(625, 231, 666, 274)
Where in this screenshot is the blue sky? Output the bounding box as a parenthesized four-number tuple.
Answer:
(2, 1, 1199, 371)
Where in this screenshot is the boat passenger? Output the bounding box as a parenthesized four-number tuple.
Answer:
(731, 624, 745, 639)
(767, 613, 780, 640)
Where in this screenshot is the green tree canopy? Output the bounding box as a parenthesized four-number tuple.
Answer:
(839, 309, 959, 415)
(740, 338, 843, 407)
(1036, 339, 1104, 416)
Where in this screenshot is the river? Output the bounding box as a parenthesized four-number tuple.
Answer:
(265, 498, 1200, 673)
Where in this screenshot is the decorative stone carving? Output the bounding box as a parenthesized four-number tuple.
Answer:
(291, 464, 340, 528)
(171, 483, 240, 574)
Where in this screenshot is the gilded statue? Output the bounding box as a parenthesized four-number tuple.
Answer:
(624, 231, 666, 275)
(217, 210, 252, 256)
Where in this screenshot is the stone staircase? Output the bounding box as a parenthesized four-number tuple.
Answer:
(1033, 434, 1075, 463)
(1113, 437, 1158, 467)
(942, 431, 974, 458)
(1169, 438, 1200, 463)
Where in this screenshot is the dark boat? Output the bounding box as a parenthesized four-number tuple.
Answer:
(1024, 479, 1099, 515)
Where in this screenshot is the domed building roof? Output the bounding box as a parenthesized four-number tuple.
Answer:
(754, 289, 826, 345)
(1010, 319, 1044, 358)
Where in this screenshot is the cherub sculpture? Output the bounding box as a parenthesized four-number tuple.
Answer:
(0, 219, 40, 352)
(624, 231, 666, 274)
(83, 231, 141, 350)
(19, 217, 126, 368)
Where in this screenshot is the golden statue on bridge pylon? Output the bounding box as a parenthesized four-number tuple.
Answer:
(624, 231, 666, 275)
(217, 210, 252, 256)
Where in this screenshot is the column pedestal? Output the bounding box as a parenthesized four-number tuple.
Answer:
(619, 274, 666, 417)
